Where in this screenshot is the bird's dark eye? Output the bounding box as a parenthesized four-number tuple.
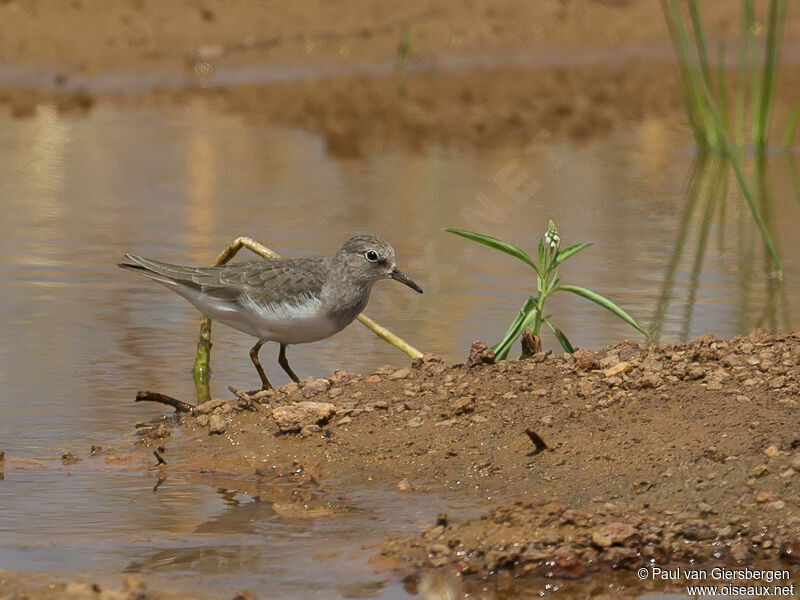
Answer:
(365, 250, 379, 263)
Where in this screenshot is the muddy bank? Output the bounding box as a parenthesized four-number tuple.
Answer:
(3, 329, 798, 596)
(4, 1, 800, 150)
(115, 329, 799, 584)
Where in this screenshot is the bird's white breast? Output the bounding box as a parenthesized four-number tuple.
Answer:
(237, 292, 341, 344)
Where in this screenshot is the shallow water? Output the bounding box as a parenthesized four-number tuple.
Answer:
(0, 467, 468, 598)
(0, 103, 798, 596)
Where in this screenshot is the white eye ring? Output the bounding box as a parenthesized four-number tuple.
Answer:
(365, 250, 379, 262)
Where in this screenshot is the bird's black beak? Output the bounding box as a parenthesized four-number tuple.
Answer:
(390, 268, 423, 293)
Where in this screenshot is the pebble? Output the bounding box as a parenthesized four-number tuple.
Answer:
(299, 424, 321, 437)
(192, 398, 227, 415)
(406, 417, 423, 428)
(302, 378, 330, 397)
(591, 522, 635, 548)
(388, 367, 411, 380)
(208, 414, 227, 435)
(603, 362, 631, 378)
(450, 396, 475, 415)
(755, 491, 775, 503)
(272, 402, 337, 433)
(764, 445, 780, 458)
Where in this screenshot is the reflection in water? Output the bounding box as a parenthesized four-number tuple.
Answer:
(649, 152, 796, 343)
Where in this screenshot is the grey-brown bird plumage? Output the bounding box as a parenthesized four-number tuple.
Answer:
(119, 235, 422, 389)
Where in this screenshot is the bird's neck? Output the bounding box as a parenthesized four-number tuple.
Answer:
(322, 259, 373, 324)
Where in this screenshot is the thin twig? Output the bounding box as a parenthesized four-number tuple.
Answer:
(136, 391, 194, 413)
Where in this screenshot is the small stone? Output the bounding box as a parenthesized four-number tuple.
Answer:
(272, 402, 337, 433)
(686, 365, 705, 380)
(698, 502, 714, 515)
(365, 375, 381, 383)
(639, 373, 663, 389)
(276, 381, 300, 395)
(572, 349, 598, 371)
(299, 424, 321, 437)
(755, 491, 775, 503)
(328, 387, 343, 399)
(599, 546, 638, 567)
(407, 417, 423, 428)
(749, 464, 770, 478)
(388, 367, 411, 380)
(208, 414, 227, 435)
(729, 539, 751, 562)
(466, 341, 495, 368)
(450, 396, 475, 415)
(780, 468, 795, 479)
(470, 414, 488, 424)
(780, 540, 800, 564)
(768, 500, 786, 510)
(397, 479, 412, 492)
(603, 362, 631, 378)
(335, 416, 352, 426)
(764, 445, 780, 458)
(768, 376, 786, 389)
(214, 403, 232, 415)
(681, 519, 715, 540)
(195, 414, 210, 427)
(193, 398, 227, 415)
(501, 392, 517, 400)
(591, 522, 636, 548)
(302, 378, 330, 397)
(540, 415, 553, 425)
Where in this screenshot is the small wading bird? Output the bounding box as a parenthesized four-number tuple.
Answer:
(119, 235, 423, 389)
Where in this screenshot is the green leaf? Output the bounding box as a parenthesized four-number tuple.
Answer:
(556, 284, 648, 337)
(555, 242, 592, 265)
(492, 297, 538, 360)
(544, 319, 575, 353)
(444, 228, 540, 275)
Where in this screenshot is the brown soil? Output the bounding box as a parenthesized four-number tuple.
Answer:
(3, 1, 800, 150)
(90, 330, 800, 588)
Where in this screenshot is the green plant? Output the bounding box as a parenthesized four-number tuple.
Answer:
(446, 222, 647, 360)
